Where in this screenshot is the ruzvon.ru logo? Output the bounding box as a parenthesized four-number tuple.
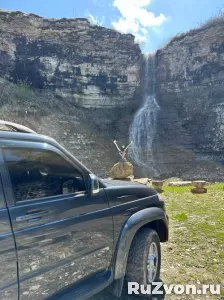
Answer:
(128, 282, 221, 295)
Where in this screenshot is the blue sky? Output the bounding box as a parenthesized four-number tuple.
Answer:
(1, 0, 224, 52)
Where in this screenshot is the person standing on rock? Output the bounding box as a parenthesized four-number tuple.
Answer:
(113, 140, 132, 161)
(110, 140, 134, 180)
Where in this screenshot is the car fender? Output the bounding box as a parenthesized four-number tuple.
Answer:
(114, 207, 167, 280)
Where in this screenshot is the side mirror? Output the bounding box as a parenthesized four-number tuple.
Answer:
(89, 174, 100, 196)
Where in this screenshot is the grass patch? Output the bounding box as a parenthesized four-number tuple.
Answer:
(161, 183, 224, 299)
(174, 213, 188, 221)
(221, 288, 224, 296)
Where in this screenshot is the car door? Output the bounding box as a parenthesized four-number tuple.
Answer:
(1, 141, 113, 300)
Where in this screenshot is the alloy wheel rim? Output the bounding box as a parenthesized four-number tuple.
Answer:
(147, 242, 158, 282)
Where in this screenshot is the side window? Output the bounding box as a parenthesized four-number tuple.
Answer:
(3, 148, 86, 202)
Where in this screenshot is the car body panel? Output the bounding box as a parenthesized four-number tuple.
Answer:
(102, 179, 165, 245)
(1, 140, 113, 299)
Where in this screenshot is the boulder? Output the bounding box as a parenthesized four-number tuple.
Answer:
(109, 162, 134, 179)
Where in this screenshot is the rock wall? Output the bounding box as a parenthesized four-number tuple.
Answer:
(0, 11, 141, 109)
(154, 18, 224, 179)
(129, 17, 224, 180)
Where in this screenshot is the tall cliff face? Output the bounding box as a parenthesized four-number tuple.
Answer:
(130, 18, 224, 180)
(0, 11, 141, 108)
(0, 11, 142, 176)
(155, 19, 224, 178)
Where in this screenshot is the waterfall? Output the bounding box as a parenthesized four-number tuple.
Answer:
(129, 53, 160, 176)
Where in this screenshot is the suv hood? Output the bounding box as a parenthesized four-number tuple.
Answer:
(101, 178, 143, 187)
(101, 178, 162, 210)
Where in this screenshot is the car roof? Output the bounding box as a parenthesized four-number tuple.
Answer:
(0, 130, 58, 145)
(0, 120, 36, 133)
(0, 120, 57, 145)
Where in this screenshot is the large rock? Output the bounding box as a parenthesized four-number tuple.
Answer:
(110, 162, 134, 179)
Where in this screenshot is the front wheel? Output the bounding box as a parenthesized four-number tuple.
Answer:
(126, 228, 161, 296)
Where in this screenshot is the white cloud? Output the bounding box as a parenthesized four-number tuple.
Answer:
(135, 33, 148, 43)
(88, 14, 98, 25)
(112, 0, 167, 44)
(87, 13, 105, 26)
(112, 19, 139, 34)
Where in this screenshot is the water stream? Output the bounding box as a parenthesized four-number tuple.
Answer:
(129, 53, 160, 176)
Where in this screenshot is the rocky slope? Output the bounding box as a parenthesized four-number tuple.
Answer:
(0, 78, 127, 177)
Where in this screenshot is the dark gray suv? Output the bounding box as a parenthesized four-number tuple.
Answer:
(0, 121, 168, 300)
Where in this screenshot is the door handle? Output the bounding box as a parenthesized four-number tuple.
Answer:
(16, 210, 49, 222)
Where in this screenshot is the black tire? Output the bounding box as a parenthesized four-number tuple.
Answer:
(125, 228, 161, 296)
